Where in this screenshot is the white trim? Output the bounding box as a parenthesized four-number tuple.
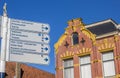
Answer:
(117, 24, 120, 28)
(84, 19, 119, 39)
(79, 55, 92, 78)
(101, 52, 116, 78)
(63, 59, 74, 78)
(86, 19, 117, 28)
(96, 31, 118, 39)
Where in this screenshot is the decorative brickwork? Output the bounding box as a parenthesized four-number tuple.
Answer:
(55, 18, 120, 78)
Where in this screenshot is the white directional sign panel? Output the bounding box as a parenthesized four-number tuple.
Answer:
(9, 52, 49, 65)
(6, 18, 50, 65)
(9, 40, 50, 54)
(10, 30, 50, 44)
(10, 19, 50, 33)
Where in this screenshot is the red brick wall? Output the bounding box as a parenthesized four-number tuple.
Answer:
(5, 62, 55, 78)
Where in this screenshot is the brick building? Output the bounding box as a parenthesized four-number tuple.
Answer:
(5, 62, 55, 78)
(54, 18, 120, 78)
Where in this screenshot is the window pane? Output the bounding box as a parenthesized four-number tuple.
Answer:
(64, 59, 74, 78)
(102, 52, 113, 61)
(80, 55, 92, 78)
(64, 68, 74, 78)
(64, 68, 68, 78)
(80, 55, 90, 64)
(81, 64, 92, 78)
(64, 59, 73, 68)
(72, 32, 79, 45)
(103, 61, 115, 77)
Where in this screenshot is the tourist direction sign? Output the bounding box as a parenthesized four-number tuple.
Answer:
(9, 40, 50, 54)
(7, 52, 50, 65)
(10, 30, 50, 44)
(5, 18, 50, 65)
(10, 19, 50, 33)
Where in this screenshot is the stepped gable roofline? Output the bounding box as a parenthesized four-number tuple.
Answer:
(85, 19, 118, 36)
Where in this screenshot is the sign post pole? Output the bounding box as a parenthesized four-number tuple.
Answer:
(0, 3, 8, 78)
(15, 63, 21, 78)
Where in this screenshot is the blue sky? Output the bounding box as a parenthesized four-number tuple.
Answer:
(0, 0, 120, 74)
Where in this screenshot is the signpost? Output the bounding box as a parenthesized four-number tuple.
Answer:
(10, 19, 50, 33)
(0, 3, 8, 77)
(10, 30, 50, 44)
(0, 3, 50, 78)
(6, 18, 50, 65)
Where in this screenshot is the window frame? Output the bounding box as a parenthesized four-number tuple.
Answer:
(63, 59, 74, 78)
(101, 51, 116, 78)
(79, 55, 92, 78)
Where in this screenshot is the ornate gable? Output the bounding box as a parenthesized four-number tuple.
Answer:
(54, 18, 96, 55)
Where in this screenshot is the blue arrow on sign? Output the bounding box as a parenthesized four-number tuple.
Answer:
(45, 27, 48, 30)
(45, 37, 49, 40)
(38, 33, 42, 36)
(44, 58, 48, 62)
(44, 47, 48, 51)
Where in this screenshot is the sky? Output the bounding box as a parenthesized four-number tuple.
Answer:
(0, 0, 120, 74)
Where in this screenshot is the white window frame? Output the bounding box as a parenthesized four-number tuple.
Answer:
(63, 59, 74, 78)
(79, 55, 92, 78)
(101, 51, 116, 78)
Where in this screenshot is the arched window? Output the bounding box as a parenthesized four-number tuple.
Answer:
(72, 32, 79, 45)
